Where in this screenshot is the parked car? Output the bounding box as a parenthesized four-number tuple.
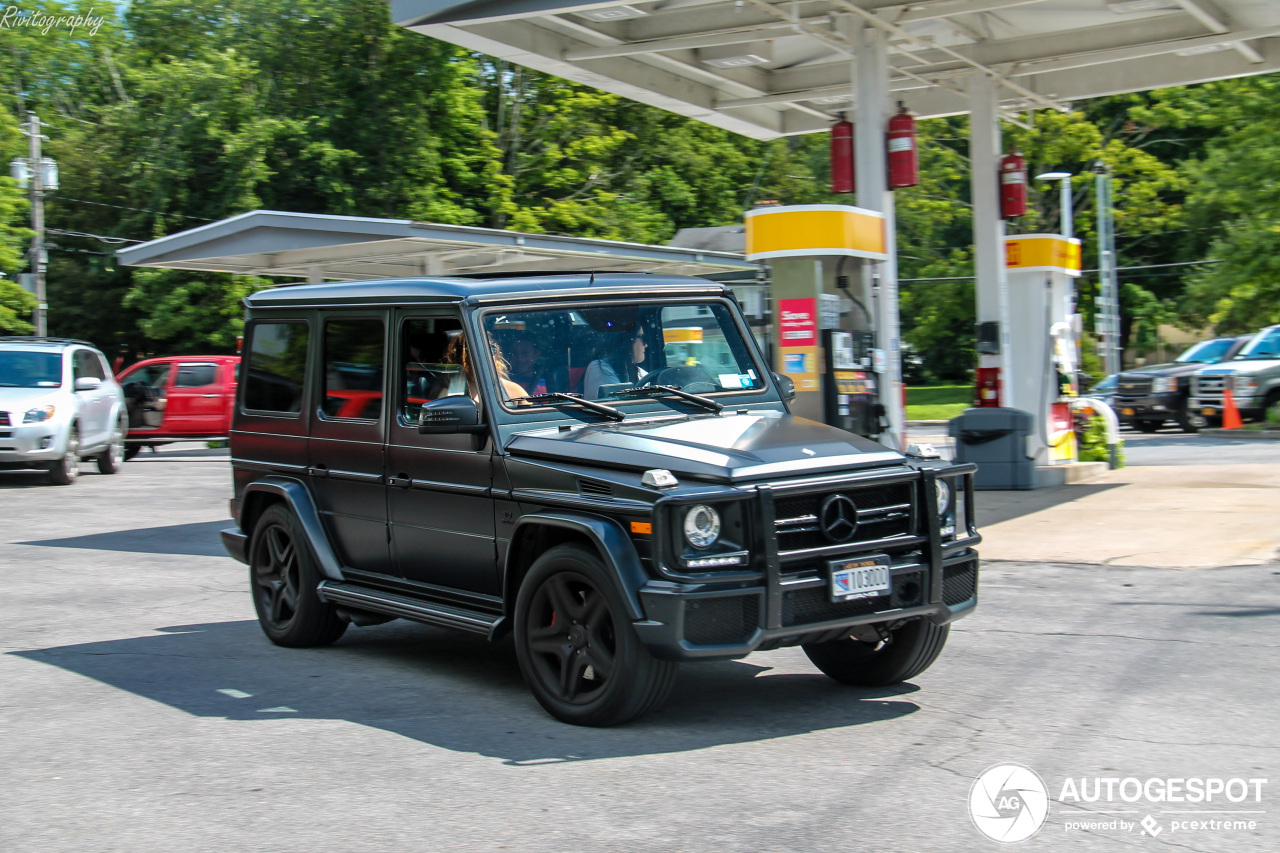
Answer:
(1113, 336, 1251, 433)
(0, 336, 127, 484)
(1087, 374, 1118, 410)
(115, 355, 240, 459)
(220, 273, 980, 726)
(1190, 325, 1280, 425)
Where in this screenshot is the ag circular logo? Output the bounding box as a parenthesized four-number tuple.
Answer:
(969, 763, 1050, 843)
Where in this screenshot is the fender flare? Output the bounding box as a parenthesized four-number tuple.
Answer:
(505, 512, 647, 622)
(242, 476, 345, 581)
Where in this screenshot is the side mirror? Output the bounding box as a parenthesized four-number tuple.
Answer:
(74, 377, 102, 392)
(772, 372, 796, 403)
(418, 395, 487, 434)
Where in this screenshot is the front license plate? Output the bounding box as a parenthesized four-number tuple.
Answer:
(1121, 407, 1135, 416)
(1202, 407, 1215, 416)
(830, 555, 892, 602)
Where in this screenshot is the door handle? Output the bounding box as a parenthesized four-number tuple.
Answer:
(201, 394, 220, 398)
(388, 473, 413, 488)
(307, 465, 329, 478)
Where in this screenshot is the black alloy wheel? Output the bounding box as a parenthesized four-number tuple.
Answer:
(515, 544, 676, 726)
(249, 504, 346, 648)
(803, 618, 950, 687)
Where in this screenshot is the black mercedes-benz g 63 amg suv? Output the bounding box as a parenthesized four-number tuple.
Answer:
(220, 274, 980, 725)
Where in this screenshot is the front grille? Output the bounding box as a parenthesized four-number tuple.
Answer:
(781, 571, 924, 627)
(774, 482, 914, 553)
(684, 595, 760, 645)
(942, 561, 978, 605)
(1194, 376, 1227, 397)
(1116, 376, 1152, 397)
(0, 412, 9, 426)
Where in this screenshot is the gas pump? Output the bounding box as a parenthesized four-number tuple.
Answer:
(822, 328, 878, 436)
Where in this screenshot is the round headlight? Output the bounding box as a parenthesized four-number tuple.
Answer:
(683, 504, 721, 549)
(935, 480, 952, 516)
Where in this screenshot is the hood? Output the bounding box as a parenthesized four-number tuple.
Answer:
(1205, 358, 1280, 377)
(0, 386, 65, 412)
(505, 411, 905, 483)
(1119, 361, 1200, 379)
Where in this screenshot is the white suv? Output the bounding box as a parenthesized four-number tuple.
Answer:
(0, 337, 127, 484)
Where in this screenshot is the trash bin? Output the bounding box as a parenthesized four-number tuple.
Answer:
(949, 407, 1035, 490)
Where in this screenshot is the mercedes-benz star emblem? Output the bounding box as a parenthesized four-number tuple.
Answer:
(819, 494, 858, 543)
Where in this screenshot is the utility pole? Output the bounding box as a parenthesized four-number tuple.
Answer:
(27, 113, 48, 336)
(1094, 161, 1120, 376)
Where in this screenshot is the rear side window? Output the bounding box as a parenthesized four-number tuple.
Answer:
(174, 363, 218, 388)
(243, 322, 310, 414)
(322, 318, 385, 420)
(73, 350, 106, 381)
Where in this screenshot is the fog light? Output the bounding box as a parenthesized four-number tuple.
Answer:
(38, 436, 53, 449)
(684, 554, 747, 569)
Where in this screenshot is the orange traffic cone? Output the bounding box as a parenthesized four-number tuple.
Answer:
(1223, 388, 1244, 430)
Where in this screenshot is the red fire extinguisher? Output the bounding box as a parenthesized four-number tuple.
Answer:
(975, 367, 1002, 408)
(830, 117, 855, 194)
(1000, 150, 1027, 218)
(886, 102, 918, 189)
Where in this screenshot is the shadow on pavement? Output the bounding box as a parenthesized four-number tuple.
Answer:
(975, 482, 1124, 527)
(10, 619, 920, 764)
(17, 520, 229, 557)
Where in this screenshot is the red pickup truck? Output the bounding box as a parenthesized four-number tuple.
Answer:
(115, 355, 240, 459)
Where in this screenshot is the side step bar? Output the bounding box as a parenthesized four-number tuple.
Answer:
(317, 581, 501, 637)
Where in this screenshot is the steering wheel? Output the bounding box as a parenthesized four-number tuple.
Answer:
(639, 365, 719, 395)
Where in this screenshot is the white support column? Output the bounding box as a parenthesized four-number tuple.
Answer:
(967, 73, 1013, 407)
(844, 18, 904, 450)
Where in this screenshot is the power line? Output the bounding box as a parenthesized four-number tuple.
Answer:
(46, 228, 143, 245)
(48, 196, 217, 222)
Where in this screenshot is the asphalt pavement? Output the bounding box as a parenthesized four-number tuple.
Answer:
(1, 441, 1277, 852)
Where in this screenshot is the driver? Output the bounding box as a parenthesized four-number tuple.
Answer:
(583, 329, 648, 399)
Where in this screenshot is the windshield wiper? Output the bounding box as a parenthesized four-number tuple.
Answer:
(508, 392, 626, 422)
(610, 384, 723, 413)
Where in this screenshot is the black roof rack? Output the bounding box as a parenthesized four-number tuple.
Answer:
(0, 336, 95, 347)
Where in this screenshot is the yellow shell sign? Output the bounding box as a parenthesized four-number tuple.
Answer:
(1004, 234, 1082, 276)
(744, 205, 888, 261)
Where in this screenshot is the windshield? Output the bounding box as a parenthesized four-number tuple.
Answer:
(482, 301, 765, 406)
(1175, 338, 1232, 364)
(0, 350, 63, 388)
(1235, 328, 1280, 360)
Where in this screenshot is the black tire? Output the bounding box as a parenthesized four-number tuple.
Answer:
(46, 425, 80, 486)
(1177, 401, 1202, 434)
(97, 414, 127, 474)
(514, 544, 676, 726)
(124, 444, 142, 461)
(1136, 421, 1160, 433)
(249, 503, 347, 648)
(1263, 390, 1280, 424)
(803, 618, 950, 687)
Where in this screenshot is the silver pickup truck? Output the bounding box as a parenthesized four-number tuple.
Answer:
(1189, 325, 1280, 424)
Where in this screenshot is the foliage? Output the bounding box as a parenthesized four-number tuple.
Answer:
(1077, 414, 1124, 467)
(1, 0, 1278, 375)
(0, 280, 37, 333)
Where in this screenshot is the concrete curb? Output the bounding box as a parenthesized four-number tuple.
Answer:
(906, 420, 950, 428)
(1200, 428, 1280, 439)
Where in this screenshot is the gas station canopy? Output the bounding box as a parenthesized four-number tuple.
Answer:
(390, 0, 1280, 139)
(115, 210, 758, 281)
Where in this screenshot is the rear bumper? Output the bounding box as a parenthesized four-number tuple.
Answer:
(634, 544, 978, 661)
(221, 528, 248, 564)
